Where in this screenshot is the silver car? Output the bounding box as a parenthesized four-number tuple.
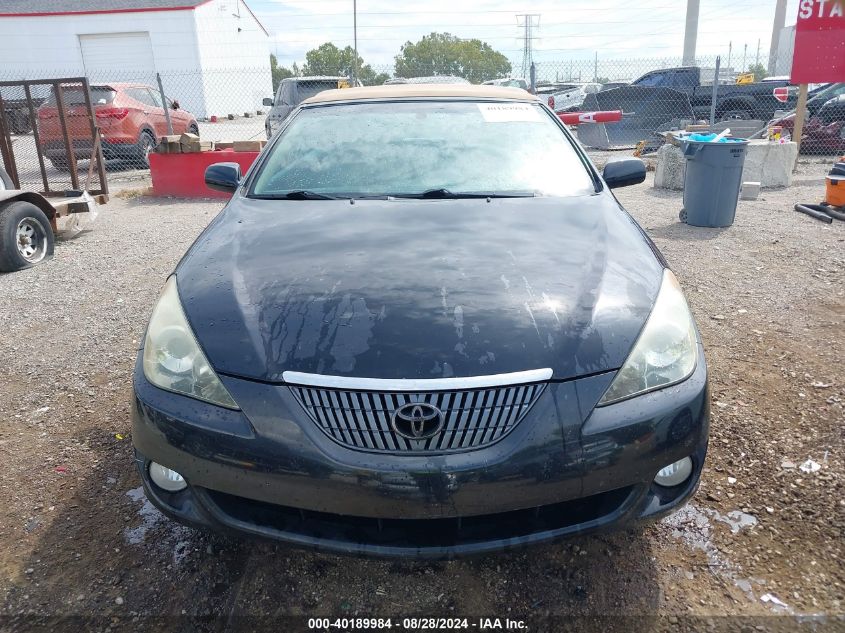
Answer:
(263, 76, 349, 138)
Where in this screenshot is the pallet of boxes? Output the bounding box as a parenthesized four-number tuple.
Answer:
(149, 132, 268, 198)
(156, 134, 266, 154)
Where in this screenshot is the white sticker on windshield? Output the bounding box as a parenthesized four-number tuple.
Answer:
(477, 103, 542, 122)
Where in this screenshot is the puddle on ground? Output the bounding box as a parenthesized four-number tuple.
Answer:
(662, 503, 773, 608)
(124, 486, 197, 565)
(708, 509, 758, 534)
(124, 487, 165, 545)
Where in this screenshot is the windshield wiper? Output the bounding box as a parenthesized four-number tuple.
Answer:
(254, 190, 342, 200)
(283, 190, 342, 200)
(390, 188, 536, 199)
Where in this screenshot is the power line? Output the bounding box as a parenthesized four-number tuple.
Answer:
(266, 18, 700, 30)
(516, 14, 540, 79)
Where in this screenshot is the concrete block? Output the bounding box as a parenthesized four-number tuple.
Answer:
(740, 181, 761, 200)
(653, 144, 686, 190)
(654, 139, 799, 190)
(740, 140, 798, 188)
(233, 140, 266, 152)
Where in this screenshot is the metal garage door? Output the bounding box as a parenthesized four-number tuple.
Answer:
(79, 32, 156, 81)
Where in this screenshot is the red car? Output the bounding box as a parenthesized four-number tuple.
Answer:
(37, 83, 198, 170)
(771, 83, 845, 155)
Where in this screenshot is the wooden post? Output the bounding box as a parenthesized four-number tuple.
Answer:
(791, 83, 809, 168)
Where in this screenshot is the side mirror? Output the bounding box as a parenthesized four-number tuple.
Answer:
(171, 100, 180, 110)
(603, 158, 646, 189)
(205, 162, 241, 193)
(262, 97, 274, 106)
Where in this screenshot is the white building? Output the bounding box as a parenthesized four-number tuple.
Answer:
(0, 0, 272, 119)
(775, 25, 796, 77)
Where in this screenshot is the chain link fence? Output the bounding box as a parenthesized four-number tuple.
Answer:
(3, 53, 842, 191)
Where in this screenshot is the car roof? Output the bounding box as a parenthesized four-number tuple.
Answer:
(283, 76, 346, 82)
(88, 83, 150, 91)
(302, 83, 537, 104)
(384, 76, 470, 85)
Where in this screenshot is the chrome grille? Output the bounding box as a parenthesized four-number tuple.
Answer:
(288, 380, 547, 453)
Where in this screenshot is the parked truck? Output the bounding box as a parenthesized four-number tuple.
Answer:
(1, 85, 49, 134)
(629, 66, 796, 122)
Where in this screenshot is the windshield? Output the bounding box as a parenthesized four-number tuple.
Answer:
(251, 100, 595, 198)
(296, 81, 341, 102)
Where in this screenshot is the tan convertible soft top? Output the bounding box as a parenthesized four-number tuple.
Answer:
(302, 83, 538, 104)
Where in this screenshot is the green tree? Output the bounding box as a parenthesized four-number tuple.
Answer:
(301, 42, 389, 86)
(270, 54, 294, 92)
(747, 62, 768, 83)
(393, 32, 512, 83)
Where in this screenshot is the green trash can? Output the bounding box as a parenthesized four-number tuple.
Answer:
(680, 138, 748, 227)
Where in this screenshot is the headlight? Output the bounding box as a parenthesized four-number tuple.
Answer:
(142, 276, 239, 409)
(597, 269, 697, 406)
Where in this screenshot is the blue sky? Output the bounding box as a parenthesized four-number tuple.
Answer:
(244, 0, 800, 72)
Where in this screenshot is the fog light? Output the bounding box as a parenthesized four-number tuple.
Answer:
(149, 462, 187, 492)
(654, 457, 693, 487)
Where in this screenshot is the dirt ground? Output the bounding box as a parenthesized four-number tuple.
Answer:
(0, 157, 843, 632)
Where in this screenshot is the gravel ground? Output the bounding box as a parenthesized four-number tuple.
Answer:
(0, 157, 843, 632)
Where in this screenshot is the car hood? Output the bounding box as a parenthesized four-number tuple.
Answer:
(175, 194, 664, 382)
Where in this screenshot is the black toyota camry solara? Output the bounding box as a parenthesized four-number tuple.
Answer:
(132, 84, 709, 558)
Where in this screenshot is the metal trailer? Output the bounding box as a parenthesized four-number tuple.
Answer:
(0, 77, 108, 273)
(0, 167, 107, 272)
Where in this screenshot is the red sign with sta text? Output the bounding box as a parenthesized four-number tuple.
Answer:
(790, 0, 845, 83)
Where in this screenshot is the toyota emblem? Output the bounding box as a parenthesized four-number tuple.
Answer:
(391, 402, 444, 440)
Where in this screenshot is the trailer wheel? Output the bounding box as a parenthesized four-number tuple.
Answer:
(0, 201, 55, 272)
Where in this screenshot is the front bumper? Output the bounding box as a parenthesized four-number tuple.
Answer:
(132, 348, 709, 558)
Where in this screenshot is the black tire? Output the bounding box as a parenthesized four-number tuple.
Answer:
(134, 130, 157, 169)
(188, 123, 199, 135)
(17, 112, 31, 135)
(49, 157, 72, 172)
(8, 110, 31, 134)
(0, 201, 55, 272)
(679, 208, 688, 223)
(719, 109, 753, 121)
(0, 166, 13, 190)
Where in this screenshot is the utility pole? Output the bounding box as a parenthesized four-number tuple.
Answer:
(727, 41, 732, 71)
(742, 43, 747, 72)
(352, 0, 358, 84)
(516, 14, 540, 80)
(593, 52, 598, 82)
(755, 38, 760, 68)
(768, 0, 788, 75)
(682, 0, 700, 66)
